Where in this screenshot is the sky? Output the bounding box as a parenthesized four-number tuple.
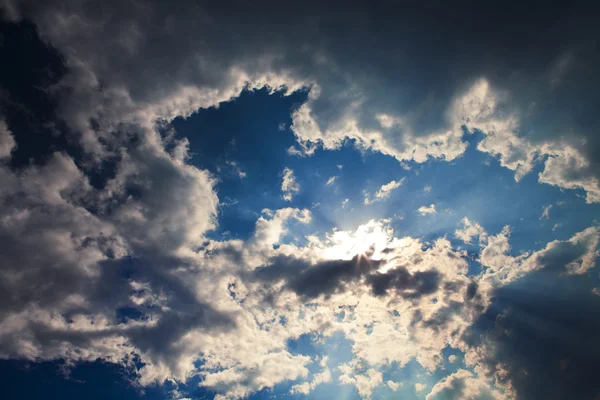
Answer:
(0, 1, 599, 399)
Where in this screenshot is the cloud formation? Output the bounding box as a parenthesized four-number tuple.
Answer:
(1, 0, 598, 202)
(364, 178, 404, 205)
(0, 1, 599, 399)
(280, 167, 299, 201)
(418, 204, 437, 215)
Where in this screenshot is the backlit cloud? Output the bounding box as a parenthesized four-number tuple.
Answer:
(0, 1, 599, 399)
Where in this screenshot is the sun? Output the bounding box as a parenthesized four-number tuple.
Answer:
(321, 220, 394, 261)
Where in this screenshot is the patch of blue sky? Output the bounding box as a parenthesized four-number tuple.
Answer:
(176, 89, 600, 260)
(0, 359, 177, 400)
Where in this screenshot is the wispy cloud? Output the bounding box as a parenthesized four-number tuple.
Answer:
(281, 167, 300, 201)
(364, 178, 405, 205)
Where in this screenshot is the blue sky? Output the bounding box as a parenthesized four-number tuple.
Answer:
(1, 2, 600, 400)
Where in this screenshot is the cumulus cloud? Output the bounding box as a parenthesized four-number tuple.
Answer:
(1, 0, 598, 202)
(0, 118, 234, 387)
(415, 383, 427, 393)
(1, 1, 600, 399)
(455, 218, 488, 244)
(0, 128, 597, 399)
(339, 361, 383, 398)
(280, 167, 299, 201)
(419, 204, 437, 215)
(426, 369, 503, 400)
(290, 356, 331, 395)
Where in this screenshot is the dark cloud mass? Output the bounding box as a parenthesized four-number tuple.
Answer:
(3, 1, 600, 164)
(466, 267, 600, 400)
(255, 254, 443, 300)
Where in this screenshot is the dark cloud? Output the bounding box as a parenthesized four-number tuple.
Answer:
(255, 254, 379, 299)
(465, 267, 600, 400)
(255, 254, 444, 300)
(2, 0, 599, 184)
(368, 268, 440, 298)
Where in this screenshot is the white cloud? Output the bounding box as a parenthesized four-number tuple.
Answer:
(479, 225, 600, 287)
(387, 380, 402, 391)
(415, 383, 427, 393)
(552, 223, 562, 232)
(540, 205, 552, 220)
(339, 361, 383, 398)
(426, 369, 503, 400)
(448, 355, 457, 363)
(418, 204, 437, 215)
(455, 217, 487, 244)
(364, 179, 404, 205)
(538, 145, 600, 204)
(280, 167, 300, 201)
(0, 137, 597, 400)
(326, 175, 337, 185)
(0, 119, 16, 159)
(290, 356, 332, 395)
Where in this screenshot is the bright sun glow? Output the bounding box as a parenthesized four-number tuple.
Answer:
(320, 220, 393, 261)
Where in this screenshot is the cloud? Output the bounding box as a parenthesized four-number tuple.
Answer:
(541, 204, 553, 220)
(1, 2, 600, 399)
(553, 223, 562, 232)
(226, 161, 247, 179)
(364, 178, 404, 205)
(415, 383, 427, 393)
(465, 255, 600, 400)
(255, 253, 444, 301)
(290, 356, 331, 395)
(455, 218, 488, 244)
(387, 380, 402, 391)
(0, 130, 596, 400)
(2, 1, 598, 202)
(339, 360, 383, 398)
(426, 369, 503, 400)
(477, 225, 599, 289)
(280, 167, 299, 201)
(326, 175, 337, 185)
(0, 119, 16, 159)
(0, 120, 235, 387)
(419, 204, 437, 215)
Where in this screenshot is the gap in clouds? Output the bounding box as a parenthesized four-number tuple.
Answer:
(170, 87, 599, 260)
